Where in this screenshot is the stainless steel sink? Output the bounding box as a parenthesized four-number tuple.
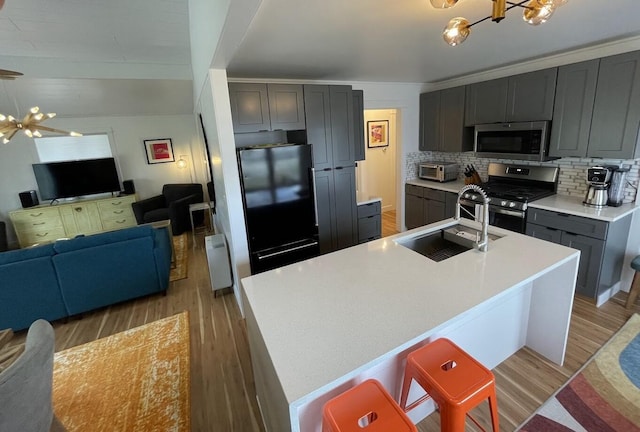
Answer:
(397, 225, 502, 262)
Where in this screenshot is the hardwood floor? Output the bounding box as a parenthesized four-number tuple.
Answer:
(3, 231, 638, 432)
(382, 209, 399, 237)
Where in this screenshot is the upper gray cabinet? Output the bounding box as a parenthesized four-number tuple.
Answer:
(465, 68, 557, 125)
(352, 90, 365, 161)
(419, 86, 470, 152)
(548, 59, 599, 158)
(588, 51, 640, 159)
(229, 83, 305, 133)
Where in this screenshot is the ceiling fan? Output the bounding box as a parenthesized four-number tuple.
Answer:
(0, 69, 23, 80)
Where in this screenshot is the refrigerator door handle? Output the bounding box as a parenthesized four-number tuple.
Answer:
(256, 240, 319, 261)
(311, 168, 319, 226)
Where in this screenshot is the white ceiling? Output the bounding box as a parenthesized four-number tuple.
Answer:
(228, 0, 640, 83)
(1, 0, 640, 118)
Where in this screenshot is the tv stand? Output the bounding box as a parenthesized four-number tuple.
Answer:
(9, 195, 138, 248)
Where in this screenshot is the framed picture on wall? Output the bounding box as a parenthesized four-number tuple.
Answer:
(367, 120, 389, 148)
(144, 138, 175, 164)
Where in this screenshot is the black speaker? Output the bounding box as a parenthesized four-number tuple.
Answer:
(19, 190, 39, 208)
(122, 179, 136, 195)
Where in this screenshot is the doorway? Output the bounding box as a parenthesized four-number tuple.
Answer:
(357, 109, 399, 236)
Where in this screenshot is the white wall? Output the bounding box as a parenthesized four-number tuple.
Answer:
(196, 70, 250, 313)
(0, 114, 201, 248)
(358, 109, 398, 212)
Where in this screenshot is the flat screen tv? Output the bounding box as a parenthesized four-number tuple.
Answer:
(32, 158, 121, 201)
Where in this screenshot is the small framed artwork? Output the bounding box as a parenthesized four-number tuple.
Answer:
(367, 120, 389, 148)
(144, 138, 175, 164)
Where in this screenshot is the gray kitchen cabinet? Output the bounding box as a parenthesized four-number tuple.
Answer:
(548, 59, 599, 158)
(229, 83, 305, 133)
(588, 50, 640, 159)
(357, 201, 381, 243)
(305, 84, 357, 253)
(229, 83, 271, 133)
(405, 184, 455, 229)
(267, 84, 306, 131)
(465, 68, 557, 125)
(465, 78, 509, 126)
(507, 68, 557, 122)
(353, 90, 365, 161)
(314, 167, 358, 253)
(526, 208, 631, 300)
(420, 87, 470, 152)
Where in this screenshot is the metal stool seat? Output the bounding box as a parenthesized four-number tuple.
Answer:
(323, 379, 416, 432)
(400, 338, 499, 432)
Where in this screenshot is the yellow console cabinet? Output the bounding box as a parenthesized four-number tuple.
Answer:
(9, 195, 137, 248)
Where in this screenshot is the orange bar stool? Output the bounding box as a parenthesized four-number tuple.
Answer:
(399, 338, 499, 432)
(626, 255, 640, 309)
(323, 379, 417, 432)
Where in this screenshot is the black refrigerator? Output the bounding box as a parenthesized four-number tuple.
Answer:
(237, 143, 319, 274)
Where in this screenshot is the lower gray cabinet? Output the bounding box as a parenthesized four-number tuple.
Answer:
(357, 201, 381, 243)
(405, 184, 457, 229)
(526, 208, 631, 299)
(315, 167, 358, 254)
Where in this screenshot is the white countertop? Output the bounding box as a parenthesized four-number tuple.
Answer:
(356, 191, 381, 206)
(406, 178, 639, 222)
(406, 178, 467, 193)
(241, 218, 579, 405)
(529, 195, 639, 222)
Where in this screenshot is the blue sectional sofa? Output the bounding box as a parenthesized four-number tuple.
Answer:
(0, 225, 172, 331)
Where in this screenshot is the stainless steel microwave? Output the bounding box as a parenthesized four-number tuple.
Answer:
(474, 121, 556, 162)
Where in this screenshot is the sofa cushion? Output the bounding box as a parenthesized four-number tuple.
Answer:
(0, 244, 55, 266)
(53, 225, 154, 254)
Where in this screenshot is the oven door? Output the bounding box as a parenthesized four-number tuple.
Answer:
(488, 206, 526, 233)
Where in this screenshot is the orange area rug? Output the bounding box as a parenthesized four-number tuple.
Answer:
(52, 312, 191, 431)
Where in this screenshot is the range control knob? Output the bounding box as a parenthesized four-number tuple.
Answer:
(501, 200, 507, 206)
(463, 193, 471, 199)
(471, 194, 478, 200)
(509, 202, 516, 208)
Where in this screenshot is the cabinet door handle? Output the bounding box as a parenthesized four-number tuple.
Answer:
(322, 168, 332, 172)
(546, 227, 559, 231)
(335, 166, 344, 170)
(556, 213, 570, 217)
(311, 168, 319, 226)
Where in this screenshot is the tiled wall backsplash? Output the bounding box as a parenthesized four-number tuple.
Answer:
(406, 151, 640, 204)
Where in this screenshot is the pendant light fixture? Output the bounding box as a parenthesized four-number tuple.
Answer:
(435, 0, 569, 46)
(0, 106, 82, 144)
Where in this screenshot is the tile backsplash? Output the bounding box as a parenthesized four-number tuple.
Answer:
(406, 151, 640, 204)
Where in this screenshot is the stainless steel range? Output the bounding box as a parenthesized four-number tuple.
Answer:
(459, 163, 559, 233)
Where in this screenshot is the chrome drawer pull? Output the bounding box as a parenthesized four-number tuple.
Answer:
(30, 213, 43, 217)
(33, 222, 46, 226)
(36, 232, 49, 237)
(112, 202, 122, 205)
(114, 210, 124, 214)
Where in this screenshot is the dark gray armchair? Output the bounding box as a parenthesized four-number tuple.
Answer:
(0, 221, 7, 252)
(132, 184, 204, 235)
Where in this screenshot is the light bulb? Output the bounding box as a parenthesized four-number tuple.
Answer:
(430, 0, 459, 8)
(443, 17, 470, 46)
(177, 156, 188, 169)
(30, 107, 39, 114)
(0, 114, 5, 121)
(24, 129, 33, 137)
(69, 131, 82, 137)
(523, 0, 555, 25)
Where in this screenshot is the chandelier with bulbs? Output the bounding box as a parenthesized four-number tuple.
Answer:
(0, 106, 82, 144)
(432, 0, 568, 46)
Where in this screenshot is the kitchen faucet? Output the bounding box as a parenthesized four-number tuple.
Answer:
(455, 184, 490, 252)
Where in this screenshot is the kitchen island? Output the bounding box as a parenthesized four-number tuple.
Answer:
(241, 218, 580, 432)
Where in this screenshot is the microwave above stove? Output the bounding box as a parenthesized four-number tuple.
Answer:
(418, 162, 458, 182)
(474, 121, 557, 162)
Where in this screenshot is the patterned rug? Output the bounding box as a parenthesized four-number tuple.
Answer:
(170, 233, 188, 281)
(518, 313, 640, 431)
(52, 312, 191, 431)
